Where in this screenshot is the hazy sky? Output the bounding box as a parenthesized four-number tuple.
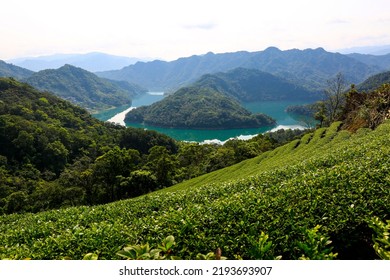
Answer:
(2, 0, 390, 60)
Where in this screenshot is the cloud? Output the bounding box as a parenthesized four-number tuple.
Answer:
(181, 22, 218, 30)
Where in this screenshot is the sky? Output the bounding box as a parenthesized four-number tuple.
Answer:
(1, 0, 390, 61)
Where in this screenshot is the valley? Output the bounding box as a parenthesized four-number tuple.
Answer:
(94, 93, 308, 142)
(1, 46, 390, 261)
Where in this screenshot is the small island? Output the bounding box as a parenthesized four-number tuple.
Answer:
(125, 86, 276, 129)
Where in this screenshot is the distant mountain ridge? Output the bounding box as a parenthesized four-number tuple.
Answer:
(357, 70, 390, 92)
(8, 52, 147, 72)
(24, 64, 146, 111)
(346, 53, 390, 70)
(0, 60, 34, 80)
(97, 47, 382, 92)
(193, 68, 320, 102)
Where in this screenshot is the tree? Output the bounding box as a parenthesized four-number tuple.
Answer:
(146, 146, 177, 187)
(322, 72, 348, 125)
(92, 147, 141, 202)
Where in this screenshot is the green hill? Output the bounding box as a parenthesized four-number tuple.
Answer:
(1, 119, 389, 259)
(125, 86, 276, 129)
(357, 70, 390, 92)
(24, 64, 146, 111)
(0, 60, 33, 80)
(194, 67, 320, 101)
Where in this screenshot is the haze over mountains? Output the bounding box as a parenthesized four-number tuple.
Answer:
(1, 46, 390, 115)
(97, 47, 389, 92)
(7, 52, 149, 72)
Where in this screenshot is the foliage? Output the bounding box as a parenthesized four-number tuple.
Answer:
(24, 64, 146, 111)
(1, 119, 389, 260)
(297, 225, 338, 260)
(0, 61, 33, 80)
(117, 236, 180, 260)
(0, 78, 281, 214)
(0, 78, 180, 213)
(341, 83, 390, 131)
(357, 70, 390, 92)
(193, 68, 319, 102)
(125, 86, 276, 129)
(368, 217, 390, 260)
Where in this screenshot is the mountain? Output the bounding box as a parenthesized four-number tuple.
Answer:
(97, 51, 253, 91)
(125, 86, 276, 129)
(8, 52, 147, 72)
(97, 47, 380, 92)
(356, 70, 390, 92)
(24, 64, 146, 111)
(336, 44, 390, 55)
(346, 53, 390, 71)
(0, 60, 34, 80)
(193, 67, 320, 102)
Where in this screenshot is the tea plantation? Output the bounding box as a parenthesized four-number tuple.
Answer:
(1, 121, 389, 259)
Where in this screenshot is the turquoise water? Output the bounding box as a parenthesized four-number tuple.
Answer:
(93, 94, 312, 142)
(93, 92, 164, 121)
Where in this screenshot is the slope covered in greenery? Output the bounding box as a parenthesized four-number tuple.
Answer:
(24, 64, 146, 111)
(1, 119, 389, 260)
(0, 60, 33, 80)
(357, 71, 390, 92)
(0, 78, 179, 213)
(125, 86, 276, 129)
(193, 68, 319, 101)
(0, 78, 285, 214)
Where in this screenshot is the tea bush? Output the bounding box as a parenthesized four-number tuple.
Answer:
(1, 121, 389, 259)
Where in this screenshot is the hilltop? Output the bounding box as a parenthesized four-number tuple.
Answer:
(24, 64, 146, 111)
(193, 67, 319, 101)
(125, 86, 276, 129)
(0, 60, 33, 80)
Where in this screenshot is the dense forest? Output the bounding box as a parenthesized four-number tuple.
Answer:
(0, 78, 298, 214)
(1, 81, 389, 260)
(125, 86, 276, 129)
(24, 64, 146, 111)
(193, 68, 319, 101)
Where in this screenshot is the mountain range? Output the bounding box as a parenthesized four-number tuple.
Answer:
(2, 47, 390, 114)
(193, 67, 319, 101)
(7, 52, 148, 72)
(97, 47, 388, 92)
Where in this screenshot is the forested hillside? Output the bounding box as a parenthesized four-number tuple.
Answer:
(1, 118, 389, 260)
(0, 60, 33, 80)
(125, 86, 276, 129)
(193, 68, 319, 101)
(24, 64, 146, 111)
(0, 78, 283, 214)
(356, 71, 390, 92)
(1, 78, 389, 260)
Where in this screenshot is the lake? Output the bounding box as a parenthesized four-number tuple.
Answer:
(93, 93, 312, 142)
